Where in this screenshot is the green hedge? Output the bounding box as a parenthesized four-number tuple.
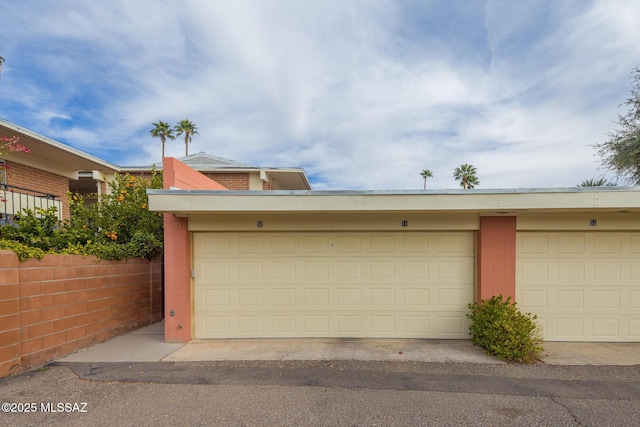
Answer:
(467, 295, 543, 363)
(0, 171, 163, 261)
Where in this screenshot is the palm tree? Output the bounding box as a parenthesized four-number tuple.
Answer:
(453, 164, 479, 189)
(578, 178, 616, 187)
(174, 119, 199, 156)
(420, 169, 433, 189)
(150, 121, 175, 158)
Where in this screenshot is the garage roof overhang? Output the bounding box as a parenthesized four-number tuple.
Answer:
(147, 186, 640, 216)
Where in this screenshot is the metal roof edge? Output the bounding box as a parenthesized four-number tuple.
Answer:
(0, 117, 121, 171)
(147, 186, 640, 196)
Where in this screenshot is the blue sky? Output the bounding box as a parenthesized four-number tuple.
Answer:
(1, 0, 638, 189)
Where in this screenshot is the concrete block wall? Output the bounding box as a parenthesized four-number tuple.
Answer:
(0, 251, 21, 377)
(0, 251, 162, 378)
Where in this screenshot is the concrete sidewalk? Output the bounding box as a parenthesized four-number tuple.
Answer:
(58, 321, 640, 365)
(60, 321, 183, 363)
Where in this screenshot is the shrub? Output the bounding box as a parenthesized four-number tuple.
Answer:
(466, 295, 543, 363)
(0, 239, 45, 261)
(0, 171, 164, 261)
(0, 207, 70, 250)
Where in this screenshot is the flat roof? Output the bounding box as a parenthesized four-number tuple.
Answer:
(147, 186, 640, 215)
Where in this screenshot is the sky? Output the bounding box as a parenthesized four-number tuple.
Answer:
(1, 0, 639, 190)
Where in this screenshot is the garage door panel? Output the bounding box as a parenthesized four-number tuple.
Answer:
(303, 261, 330, 280)
(593, 235, 622, 253)
(369, 261, 395, 279)
(519, 262, 549, 280)
(402, 261, 429, 279)
(302, 236, 330, 253)
(404, 316, 429, 333)
(201, 262, 230, 281)
(629, 320, 640, 337)
(194, 232, 474, 339)
(517, 232, 640, 342)
(435, 315, 467, 335)
(200, 315, 231, 335)
(336, 288, 363, 306)
(631, 291, 640, 308)
(594, 263, 621, 280)
(520, 289, 547, 308)
(434, 234, 468, 253)
(593, 291, 621, 309)
(335, 236, 362, 252)
(199, 236, 230, 254)
(337, 315, 362, 334)
(556, 317, 585, 338)
(403, 288, 429, 306)
(303, 288, 330, 306)
(402, 236, 429, 252)
(557, 262, 585, 280)
(556, 290, 584, 309)
(270, 236, 296, 253)
(557, 235, 585, 253)
(436, 260, 471, 280)
(336, 261, 362, 279)
(520, 234, 549, 254)
(238, 236, 262, 253)
(238, 262, 263, 279)
(272, 315, 297, 333)
(198, 288, 231, 309)
(592, 318, 620, 338)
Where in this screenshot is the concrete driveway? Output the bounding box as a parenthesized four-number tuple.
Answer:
(58, 321, 640, 366)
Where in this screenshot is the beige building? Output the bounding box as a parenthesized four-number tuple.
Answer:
(149, 158, 640, 343)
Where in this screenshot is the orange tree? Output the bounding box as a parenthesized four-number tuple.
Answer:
(68, 171, 164, 259)
(0, 171, 164, 260)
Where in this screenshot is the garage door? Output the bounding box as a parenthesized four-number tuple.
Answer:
(517, 232, 640, 342)
(193, 232, 474, 338)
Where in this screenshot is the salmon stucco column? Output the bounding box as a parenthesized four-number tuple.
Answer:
(163, 214, 192, 342)
(162, 157, 229, 342)
(476, 216, 517, 303)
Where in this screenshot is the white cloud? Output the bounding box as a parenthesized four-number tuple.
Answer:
(0, 0, 637, 189)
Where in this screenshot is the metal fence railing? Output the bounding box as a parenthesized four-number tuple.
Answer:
(0, 184, 62, 225)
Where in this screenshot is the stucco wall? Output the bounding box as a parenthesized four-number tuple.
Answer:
(162, 157, 228, 342)
(477, 216, 517, 302)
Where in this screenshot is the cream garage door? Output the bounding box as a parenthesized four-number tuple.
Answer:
(193, 232, 474, 339)
(517, 232, 640, 342)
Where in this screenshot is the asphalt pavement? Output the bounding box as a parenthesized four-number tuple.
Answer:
(0, 321, 638, 426)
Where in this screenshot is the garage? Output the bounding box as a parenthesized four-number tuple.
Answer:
(193, 231, 474, 339)
(148, 163, 640, 343)
(516, 231, 640, 342)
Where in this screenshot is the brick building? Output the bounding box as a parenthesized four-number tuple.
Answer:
(120, 152, 311, 191)
(1, 118, 119, 221)
(1, 118, 311, 223)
